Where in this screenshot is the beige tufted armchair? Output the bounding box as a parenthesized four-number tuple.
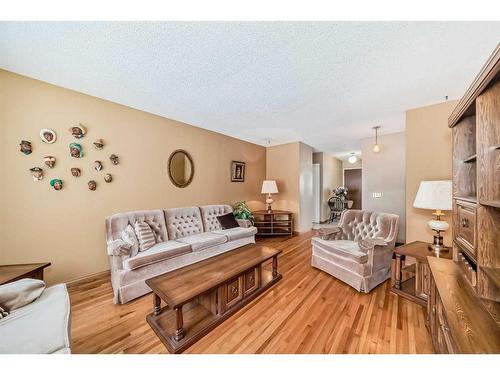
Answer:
(311, 210, 399, 293)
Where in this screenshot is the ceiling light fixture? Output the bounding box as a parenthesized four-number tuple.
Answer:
(372, 126, 381, 153)
(348, 152, 357, 164)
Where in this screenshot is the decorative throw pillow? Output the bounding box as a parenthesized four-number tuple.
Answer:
(217, 212, 239, 230)
(0, 278, 46, 317)
(134, 221, 157, 252)
(147, 221, 164, 242)
(121, 224, 139, 258)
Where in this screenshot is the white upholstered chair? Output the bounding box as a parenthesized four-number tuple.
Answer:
(311, 210, 399, 293)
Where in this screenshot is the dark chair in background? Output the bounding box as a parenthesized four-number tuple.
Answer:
(328, 197, 347, 223)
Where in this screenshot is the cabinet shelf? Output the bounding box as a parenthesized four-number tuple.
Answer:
(462, 154, 477, 163)
(479, 200, 500, 209)
(454, 196, 477, 204)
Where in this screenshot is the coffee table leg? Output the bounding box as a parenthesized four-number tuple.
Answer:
(272, 255, 278, 278)
(153, 293, 161, 316)
(175, 305, 185, 341)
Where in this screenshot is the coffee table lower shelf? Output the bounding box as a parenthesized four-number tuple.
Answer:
(146, 268, 282, 354)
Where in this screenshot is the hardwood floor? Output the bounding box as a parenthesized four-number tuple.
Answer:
(68, 231, 434, 354)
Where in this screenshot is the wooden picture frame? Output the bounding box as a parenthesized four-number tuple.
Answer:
(231, 161, 245, 182)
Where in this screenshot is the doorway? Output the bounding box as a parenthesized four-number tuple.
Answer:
(344, 168, 362, 209)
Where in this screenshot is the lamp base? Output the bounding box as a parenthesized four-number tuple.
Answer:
(428, 232, 450, 254)
(266, 195, 273, 214)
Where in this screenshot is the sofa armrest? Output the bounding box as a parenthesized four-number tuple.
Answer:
(106, 239, 132, 256)
(236, 219, 253, 228)
(318, 226, 343, 240)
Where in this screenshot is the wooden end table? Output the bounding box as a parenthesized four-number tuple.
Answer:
(145, 244, 282, 353)
(253, 210, 293, 237)
(0, 263, 51, 285)
(391, 241, 451, 306)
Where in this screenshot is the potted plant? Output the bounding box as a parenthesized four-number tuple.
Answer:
(233, 201, 254, 224)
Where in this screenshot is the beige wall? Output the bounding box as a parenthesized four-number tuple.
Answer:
(362, 132, 406, 243)
(298, 143, 313, 232)
(406, 101, 457, 246)
(313, 152, 343, 222)
(266, 142, 300, 230)
(0, 70, 266, 285)
(266, 141, 312, 232)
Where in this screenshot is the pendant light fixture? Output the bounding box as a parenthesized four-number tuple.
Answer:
(348, 152, 357, 164)
(372, 126, 381, 153)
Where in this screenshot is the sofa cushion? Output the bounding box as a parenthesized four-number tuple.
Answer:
(123, 241, 192, 270)
(199, 205, 233, 231)
(176, 232, 228, 252)
(212, 226, 257, 241)
(311, 238, 368, 263)
(164, 206, 204, 239)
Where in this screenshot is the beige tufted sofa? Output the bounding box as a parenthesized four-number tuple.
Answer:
(311, 210, 399, 293)
(105, 204, 256, 304)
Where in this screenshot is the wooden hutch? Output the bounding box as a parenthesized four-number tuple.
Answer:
(426, 45, 500, 353)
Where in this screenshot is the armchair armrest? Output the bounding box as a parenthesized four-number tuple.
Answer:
(318, 226, 343, 240)
(358, 238, 388, 251)
(236, 219, 252, 228)
(106, 239, 132, 256)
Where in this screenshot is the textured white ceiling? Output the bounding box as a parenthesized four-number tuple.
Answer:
(1, 22, 499, 158)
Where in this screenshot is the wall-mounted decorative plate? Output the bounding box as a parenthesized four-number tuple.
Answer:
(69, 124, 86, 139)
(43, 156, 56, 168)
(30, 167, 43, 181)
(50, 178, 63, 190)
(20, 140, 32, 155)
(69, 143, 83, 158)
(93, 139, 104, 150)
(39, 128, 57, 144)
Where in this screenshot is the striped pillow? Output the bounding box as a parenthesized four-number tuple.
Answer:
(134, 221, 156, 252)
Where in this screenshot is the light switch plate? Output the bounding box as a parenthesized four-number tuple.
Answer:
(372, 192, 382, 198)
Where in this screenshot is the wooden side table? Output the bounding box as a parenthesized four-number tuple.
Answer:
(0, 263, 51, 285)
(253, 210, 293, 237)
(391, 241, 451, 306)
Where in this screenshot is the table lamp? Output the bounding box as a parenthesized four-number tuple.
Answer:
(261, 180, 278, 213)
(413, 180, 452, 254)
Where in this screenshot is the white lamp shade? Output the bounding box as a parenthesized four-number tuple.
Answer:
(413, 180, 452, 210)
(261, 180, 278, 194)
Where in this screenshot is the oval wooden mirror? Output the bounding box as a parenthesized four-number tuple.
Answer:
(168, 150, 194, 188)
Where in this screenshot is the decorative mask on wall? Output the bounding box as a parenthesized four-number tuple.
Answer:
(30, 167, 43, 181)
(110, 154, 119, 165)
(70, 168, 81, 177)
(69, 143, 83, 158)
(69, 124, 86, 139)
(94, 160, 103, 171)
(50, 179, 63, 191)
(104, 173, 112, 183)
(19, 140, 32, 155)
(93, 139, 104, 150)
(39, 128, 57, 144)
(88, 180, 97, 191)
(43, 156, 56, 168)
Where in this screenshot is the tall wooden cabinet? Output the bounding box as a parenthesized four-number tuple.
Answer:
(427, 44, 500, 353)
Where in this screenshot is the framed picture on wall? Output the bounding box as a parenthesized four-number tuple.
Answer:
(231, 161, 245, 182)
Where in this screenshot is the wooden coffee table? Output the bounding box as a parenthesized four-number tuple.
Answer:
(145, 244, 282, 353)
